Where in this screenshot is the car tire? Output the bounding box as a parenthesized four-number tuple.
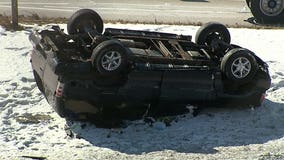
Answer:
(195, 22, 231, 46)
(91, 40, 128, 76)
(221, 48, 258, 84)
(250, 0, 284, 23)
(67, 9, 104, 35)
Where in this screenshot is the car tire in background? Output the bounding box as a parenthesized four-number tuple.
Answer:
(221, 48, 258, 84)
(91, 40, 128, 76)
(195, 22, 231, 46)
(249, 0, 284, 23)
(67, 9, 104, 35)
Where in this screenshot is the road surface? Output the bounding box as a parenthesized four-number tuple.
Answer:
(0, 0, 254, 27)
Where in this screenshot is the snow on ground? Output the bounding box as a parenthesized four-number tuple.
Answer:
(0, 24, 284, 160)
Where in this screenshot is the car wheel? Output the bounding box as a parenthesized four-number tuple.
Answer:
(221, 48, 258, 84)
(91, 40, 128, 76)
(67, 9, 104, 35)
(250, 0, 284, 23)
(195, 22, 231, 46)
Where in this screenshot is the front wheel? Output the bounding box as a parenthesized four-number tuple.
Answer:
(91, 40, 128, 76)
(250, 0, 284, 23)
(67, 9, 104, 35)
(195, 22, 231, 46)
(221, 48, 258, 84)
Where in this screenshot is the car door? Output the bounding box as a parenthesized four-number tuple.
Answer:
(160, 69, 215, 104)
(118, 70, 163, 104)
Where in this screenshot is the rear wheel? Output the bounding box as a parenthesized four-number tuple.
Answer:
(250, 0, 284, 23)
(91, 40, 128, 76)
(221, 48, 258, 84)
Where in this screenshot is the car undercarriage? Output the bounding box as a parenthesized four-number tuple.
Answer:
(29, 9, 271, 123)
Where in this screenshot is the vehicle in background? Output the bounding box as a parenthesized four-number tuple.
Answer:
(246, 0, 284, 23)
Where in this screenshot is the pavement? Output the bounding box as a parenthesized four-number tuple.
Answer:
(0, 0, 256, 27)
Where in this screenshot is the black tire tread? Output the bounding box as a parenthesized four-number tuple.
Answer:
(195, 22, 231, 46)
(67, 9, 104, 35)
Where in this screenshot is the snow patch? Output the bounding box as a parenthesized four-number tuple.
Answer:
(0, 25, 5, 34)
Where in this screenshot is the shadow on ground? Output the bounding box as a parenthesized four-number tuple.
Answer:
(68, 99, 284, 155)
(245, 17, 284, 27)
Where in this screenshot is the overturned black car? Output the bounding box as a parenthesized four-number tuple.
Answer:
(29, 9, 271, 121)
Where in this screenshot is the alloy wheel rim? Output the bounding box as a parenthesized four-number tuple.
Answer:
(231, 57, 251, 79)
(101, 51, 122, 71)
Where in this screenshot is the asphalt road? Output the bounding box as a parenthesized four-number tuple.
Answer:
(0, 0, 254, 27)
